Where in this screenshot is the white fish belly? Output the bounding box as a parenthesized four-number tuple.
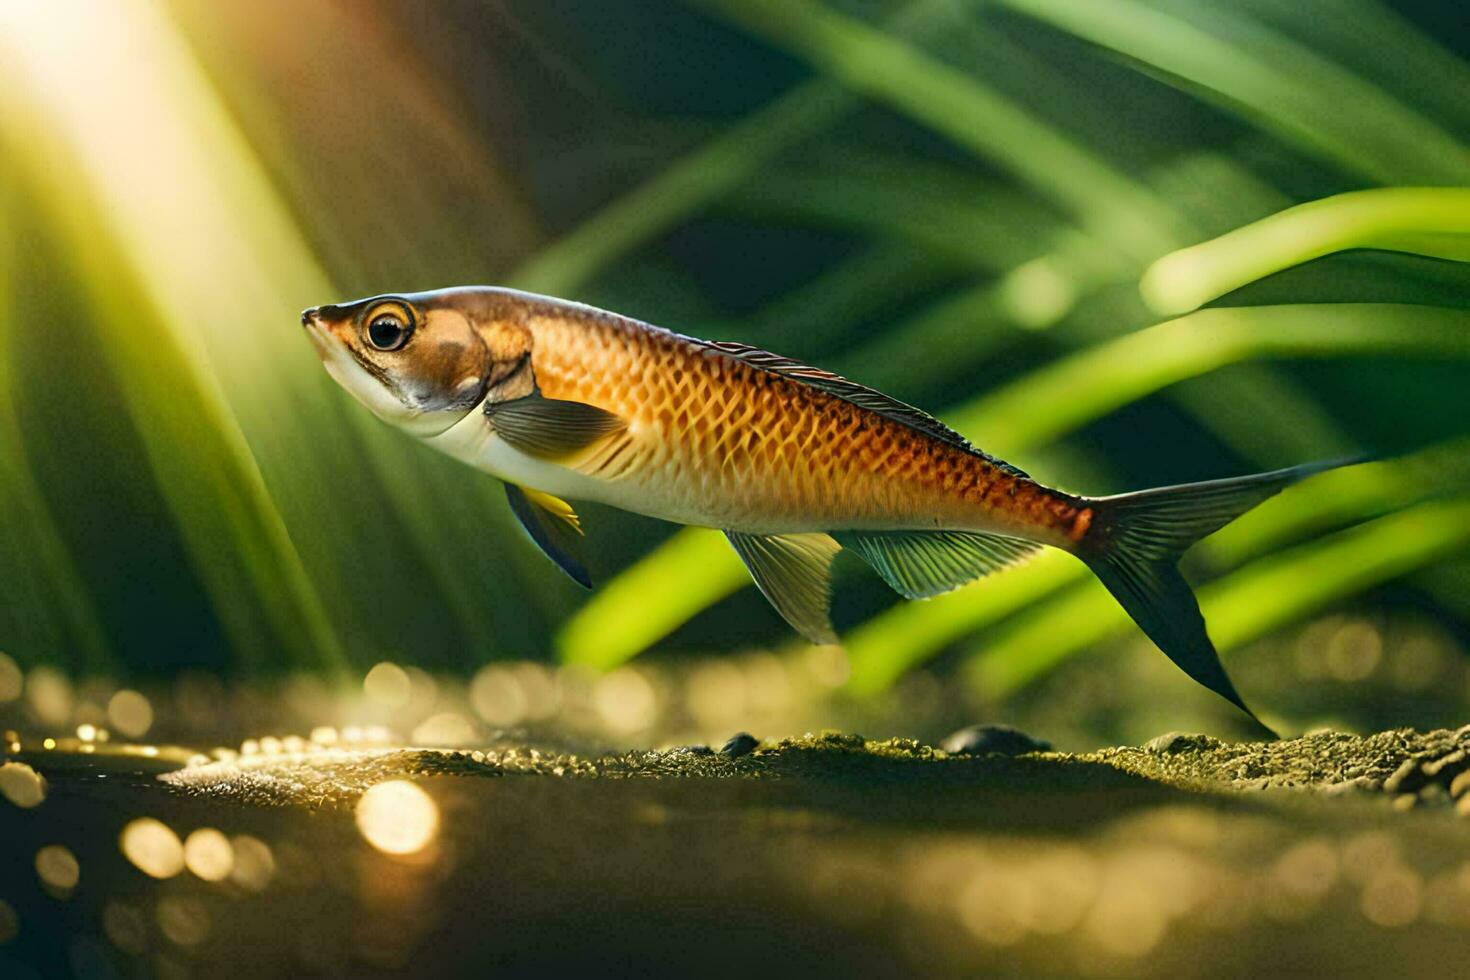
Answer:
(427, 411, 728, 528)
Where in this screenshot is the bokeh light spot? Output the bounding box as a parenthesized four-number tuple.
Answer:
(229, 834, 275, 892)
(1325, 620, 1382, 682)
(121, 817, 185, 879)
(102, 900, 148, 954)
(469, 665, 526, 727)
(0, 761, 46, 808)
(156, 895, 210, 946)
(36, 844, 80, 893)
(0, 653, 22, 702)
(364, 662, 411, 708)
(108, 689, 154, 738)
(26, 666, 73, 727)
(956, 868, 1030, 946)
(183, 827, 234, 881)
(1361, 866, 1422, 928)
(0, 899, 18, 944)
(356, 780, 439, 855)
(411, 711, 477, 746)
(592, 668, 657, 735)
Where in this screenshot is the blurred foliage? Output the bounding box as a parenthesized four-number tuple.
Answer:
(0, 0, 1467, 733)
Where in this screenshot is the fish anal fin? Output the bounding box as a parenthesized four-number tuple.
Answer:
(486, 392, 626, 459)
(833, 530, 1039, 599)
(505, 484, 591, 588)
(724, 531, 841, 645)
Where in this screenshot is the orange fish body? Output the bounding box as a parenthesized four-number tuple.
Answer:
(304, 285, 1351, 727)
(483, 294, 1087, 544)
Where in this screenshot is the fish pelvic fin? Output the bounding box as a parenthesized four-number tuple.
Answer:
(725, 531, 841, 645)
(1076, 458, 1362, 732)
(505, 484, 592, 588)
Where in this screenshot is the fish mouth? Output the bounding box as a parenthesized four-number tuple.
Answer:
(300, 307, 334, 359)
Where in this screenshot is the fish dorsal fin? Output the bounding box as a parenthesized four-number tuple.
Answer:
(486, 391, 625, 459)
(832, 530, 1040, 599)
(724, 531, 841, 644)
(505, 484, 591, 588)
(700, 341, 1027, 479)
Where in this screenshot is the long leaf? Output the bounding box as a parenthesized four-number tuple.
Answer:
(689, 0, 1182, 261)
(0, 193, 111, 671)
(1142, 188, 1470, 316)
(0, 120, 342, 671)
(944, 304, 1470, 458)
(995, 0, 1470, 186)
(512, 0, 960, 296)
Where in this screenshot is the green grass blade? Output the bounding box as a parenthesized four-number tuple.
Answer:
(996, 0, 1470, 186)
(0, 9, 358, 670)
(724, 165, 1055, 272)
(509, 81, 854, 296)
(1142, 188, 1470, 316)
(556, 528, 735, 669)
(0, 3, 569, 666)
(689, 0, 1181, 261)
(944, 304, 1470, 458)
(1244, 0, 1470, 135)
(0, 203, 111, 671)
(735, 243, 953, 350)
(3, 161, 343, 671)
(1206, 439, 1470, 565)
(844, 550, 1083, 693)
(511, 0, 962, 297)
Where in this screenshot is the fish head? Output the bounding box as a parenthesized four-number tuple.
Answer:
(301, 292, 501, 437)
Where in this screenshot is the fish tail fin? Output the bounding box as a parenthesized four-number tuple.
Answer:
(1076, 458, 1360, 731)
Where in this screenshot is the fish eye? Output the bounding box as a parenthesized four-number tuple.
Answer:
(365, 307, 413, 351)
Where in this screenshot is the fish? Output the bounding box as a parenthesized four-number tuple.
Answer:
(302, 286, 1350, 726)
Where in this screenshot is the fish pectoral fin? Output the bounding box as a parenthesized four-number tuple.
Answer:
(505, 484, 592, 588)
(832, 530, 1039, 599)
(724, 531, 841, 645)
(486, 392, 626, 459)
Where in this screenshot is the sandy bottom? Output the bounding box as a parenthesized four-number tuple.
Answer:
(2, 725, 1469, 977)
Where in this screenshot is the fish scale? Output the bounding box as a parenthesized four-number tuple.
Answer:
(523, 303, 1078, 539)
